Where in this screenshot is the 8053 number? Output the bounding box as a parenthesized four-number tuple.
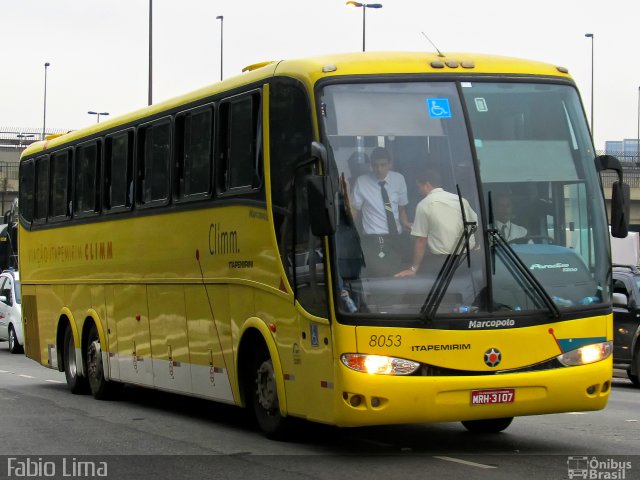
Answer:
(369, 334, 402, 348)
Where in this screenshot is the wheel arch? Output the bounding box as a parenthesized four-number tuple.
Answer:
(56, 309, 80, 374)
(236, 318, 287, 415)
(80, 310, 107, 359)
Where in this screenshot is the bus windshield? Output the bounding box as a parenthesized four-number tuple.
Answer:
(319, 80, 610, 323)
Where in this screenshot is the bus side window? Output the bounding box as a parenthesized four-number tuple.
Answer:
(218, 91, 262, 194)
(19, 160, 35, 224)
(49, 149, 72, 221)
(138, 118, 172, 207)
(75, 140, 101, 217)
(34, 155, 49, 224)
(104, 130, 134, 213)
(174, 104, 214, 202)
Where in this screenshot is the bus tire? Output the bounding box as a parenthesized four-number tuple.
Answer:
(85, 323, 121, 400)
(461, 417, 513, 433)
(8, 325, 23, 354)
(63, 326, 89, 394)
(249, 348, 290, 440)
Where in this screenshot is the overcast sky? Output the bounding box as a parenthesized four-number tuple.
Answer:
(1, 0, 638, 149)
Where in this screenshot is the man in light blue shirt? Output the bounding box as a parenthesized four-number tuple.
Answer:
(351, 147, 410, 235)
(351, 147, 411, 276)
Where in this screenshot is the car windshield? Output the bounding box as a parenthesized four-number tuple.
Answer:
(319, 80, 610, 324)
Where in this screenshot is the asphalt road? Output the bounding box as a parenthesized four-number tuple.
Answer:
(0, 344, 637, 480)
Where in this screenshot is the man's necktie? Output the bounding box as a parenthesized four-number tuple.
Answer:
(379, 181, 398, 235)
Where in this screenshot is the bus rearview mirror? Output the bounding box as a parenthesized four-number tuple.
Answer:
(610, 181, 630, 238)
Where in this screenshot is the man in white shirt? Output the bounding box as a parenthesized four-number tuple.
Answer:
(396, 169, 477, 277)
(351, 147, 411, 275)
(494, 193, 527, 242)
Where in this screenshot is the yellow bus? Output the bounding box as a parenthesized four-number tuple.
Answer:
(19, 52, 629, 438)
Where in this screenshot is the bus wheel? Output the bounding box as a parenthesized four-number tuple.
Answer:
(85, 324, 120, 400)
(63, 326, 89, 394)
(461, 417, 513, 433)
(250, 350, 289, 439)
(8, 326, 23, 354)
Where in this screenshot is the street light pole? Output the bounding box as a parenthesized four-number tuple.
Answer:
(346, 2, 383, 52)
(585, 33, 594, 139)
(216, 15, 224, 81)
(88, 111, 110, 123)
(361, 6, 366, 52)
(148, 0, 153, 105)
(637, 86, 639, 166)
(42, 62, 50, 140)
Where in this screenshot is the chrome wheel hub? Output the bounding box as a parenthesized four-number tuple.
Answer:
(255, 360, 278, 413)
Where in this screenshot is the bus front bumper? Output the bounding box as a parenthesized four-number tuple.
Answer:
(330, 357, 612, 427)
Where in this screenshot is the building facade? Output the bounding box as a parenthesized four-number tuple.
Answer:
(0, 127, 67, 215)
(604, 138, 640, 163)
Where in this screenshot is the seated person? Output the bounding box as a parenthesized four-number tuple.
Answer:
(494, 193, 527, 242)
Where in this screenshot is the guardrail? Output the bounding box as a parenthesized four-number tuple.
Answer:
(601, 169, 640, 189)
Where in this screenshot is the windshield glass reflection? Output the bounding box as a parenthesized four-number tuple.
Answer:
(320, 80, 609, 322)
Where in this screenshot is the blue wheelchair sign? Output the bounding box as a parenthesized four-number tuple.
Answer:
(427, 98, 452, 118)
(310, 324, 319, 347)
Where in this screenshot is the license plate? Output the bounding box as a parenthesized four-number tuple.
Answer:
(471, 388, 515, 405)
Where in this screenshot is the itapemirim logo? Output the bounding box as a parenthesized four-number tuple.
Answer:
(567, 456, 632, 479)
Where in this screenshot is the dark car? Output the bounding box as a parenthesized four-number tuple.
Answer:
(612, 265, 640, 386)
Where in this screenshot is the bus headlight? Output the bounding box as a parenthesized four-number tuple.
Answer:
(556, 341, 612, 367)
(340, 353, 420, 375)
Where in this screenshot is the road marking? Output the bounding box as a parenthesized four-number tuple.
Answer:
(625, 419, 637, 423)
(434, 456, 496, 469)
(0, 369, 64, 384)
(566, 412, 589, 415)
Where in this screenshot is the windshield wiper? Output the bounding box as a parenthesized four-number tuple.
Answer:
(421, 185, 477, 322)
(487, 192, 560, 319)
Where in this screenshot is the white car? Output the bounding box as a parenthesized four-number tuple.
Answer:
(0, 270, 23, 354)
